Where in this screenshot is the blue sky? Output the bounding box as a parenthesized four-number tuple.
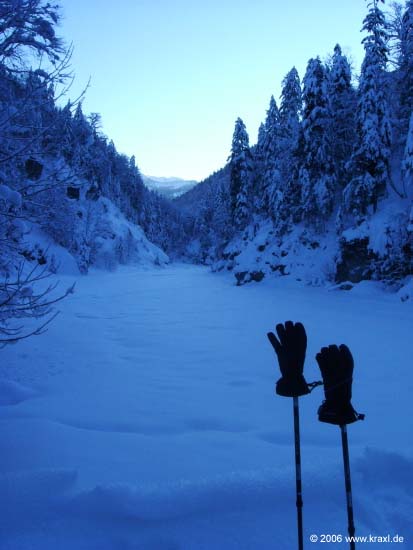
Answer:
(59, 0, 368, 181)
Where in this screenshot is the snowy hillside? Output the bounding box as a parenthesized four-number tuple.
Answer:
(68, 196, 170, 271)
(1, 264, 411, 548)
(20, 196, 169, 276)
(142, 175, 198, 198)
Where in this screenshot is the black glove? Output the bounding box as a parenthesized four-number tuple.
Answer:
(267, 321, 310, 397)
(316, 344, 364, 425)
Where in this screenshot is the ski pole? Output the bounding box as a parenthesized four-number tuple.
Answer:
(267, 321, 322, 550)
(340, 424, 356, 550)
(293, 397, 304, 550)
(315, 344, 364, 550)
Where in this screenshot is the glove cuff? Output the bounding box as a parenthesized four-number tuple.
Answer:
(276, 375, 311, 397)
(318, 400, 365, 425)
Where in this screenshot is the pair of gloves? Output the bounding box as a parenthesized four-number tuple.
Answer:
(267, 321, 364, 425)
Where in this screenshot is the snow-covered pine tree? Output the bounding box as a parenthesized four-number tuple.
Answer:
(70, 103, 95, 170)
(253, 123, 266, 180)
(277, 67, 302, 226)
(212, 180, 231, 242)
(344, 0, 391, 218)
(229, 117, 252, 229)
(47, 102, 74, 159)
(250, 123, 266, 213)
(402, 112, 413, 197)
(399, 0, 413, 136)
(299, 57, 335, 225)
(279, 67, 302, 149)
(328, 44, 357, 188)
(256, 122, 266, 153)
(260, 96, 282, 217)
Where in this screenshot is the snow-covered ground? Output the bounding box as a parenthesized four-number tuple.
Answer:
(0, 265, 412, 549)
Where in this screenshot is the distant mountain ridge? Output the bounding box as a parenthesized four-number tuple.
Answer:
(142, 175, 198, 199)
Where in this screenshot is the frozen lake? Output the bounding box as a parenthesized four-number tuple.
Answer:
(0, 264, 412, 549)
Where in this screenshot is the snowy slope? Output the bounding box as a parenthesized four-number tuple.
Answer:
(0, 265, 412, 549)
(85, 197, 170, 270)
(142, 175, 198, 198)
(20, 197, 169, 277)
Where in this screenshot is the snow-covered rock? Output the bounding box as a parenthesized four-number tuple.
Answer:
(337, 198, 412, 283)
(397, 277, 413, 302)
(21, 225, 81, 276)
(213, 219, 338, 286)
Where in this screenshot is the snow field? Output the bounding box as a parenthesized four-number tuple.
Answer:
(0, 265, 412, 549)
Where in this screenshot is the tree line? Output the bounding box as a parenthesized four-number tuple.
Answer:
(179, 0, 413, 285)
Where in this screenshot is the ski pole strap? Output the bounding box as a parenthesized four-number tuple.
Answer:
(322, 375, 353, 393)
(307, 380, 323, 392)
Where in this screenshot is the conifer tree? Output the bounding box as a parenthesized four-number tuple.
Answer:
(344, 0, 391, 217)
(279, 67, 302, 149)
(229, 118, 252, 228)
(251, 122, 266, 213)
(254, 122, 266, 176)
(277, 67, 302, 226)
(260, 96, 282, 217)
(399, 0, 413, 134)
(328, 44, 357, 187)
(299, 57, 335, 223)
(402, 112, 413, 197)
(212, 181, 231, 241)
(256, 122, 266, 151)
